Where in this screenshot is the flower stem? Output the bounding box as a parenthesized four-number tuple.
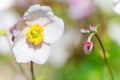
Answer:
(31, 61, 35, 80)
(87, 33, 95, 42)
(95, 34, 114, 80)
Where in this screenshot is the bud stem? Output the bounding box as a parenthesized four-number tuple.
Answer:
(87, 33, 95, 42)
(95, 34, 114, 80)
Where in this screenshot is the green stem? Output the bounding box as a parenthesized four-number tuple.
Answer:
(31, 61, 35, 80)
(87, 33, 95, 42)
(95, 34, 114, 80)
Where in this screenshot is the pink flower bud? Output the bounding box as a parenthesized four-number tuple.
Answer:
(83, 41, 93, 54)
(90, 24, 97, 32)
(80, 27, 90, 34)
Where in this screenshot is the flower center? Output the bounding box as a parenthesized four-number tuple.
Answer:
(26, 24, 44, 45)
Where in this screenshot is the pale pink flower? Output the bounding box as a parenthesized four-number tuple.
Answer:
(68, 0, 94, 19)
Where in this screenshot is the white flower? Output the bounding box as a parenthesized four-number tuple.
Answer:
(48, 27, 81, 68)
(12, 4, 64, 64)
(0, 10, 19, 54)
(94, 0, 112, 12)
(107, 21, 120, 45)
(0, 10, 20, 29)
(113, 0, 120, 14)
(0, 0, 14, 11)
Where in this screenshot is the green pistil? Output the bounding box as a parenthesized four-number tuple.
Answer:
(31, 30, 39, 38)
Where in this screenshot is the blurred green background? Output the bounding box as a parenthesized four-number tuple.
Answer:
(0, 0, 120, 80)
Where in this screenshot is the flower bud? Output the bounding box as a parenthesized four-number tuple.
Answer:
(83, 41, 93, 55)
(80, 27, 90, 34)
(90, 24, 97, 32)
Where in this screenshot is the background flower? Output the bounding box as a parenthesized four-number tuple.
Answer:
(107, 20, 120, 45)
(68, 0, 94, 19)
(0, 2, 20, 54)
(113, 0, 120, 14)
(48, 27, 81, 68)
(0, 0, 14, 11)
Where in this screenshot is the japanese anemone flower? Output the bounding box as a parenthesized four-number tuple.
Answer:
(12, 4, 64, 64)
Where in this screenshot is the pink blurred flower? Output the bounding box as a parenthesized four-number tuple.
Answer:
(68, 0, 94, 19)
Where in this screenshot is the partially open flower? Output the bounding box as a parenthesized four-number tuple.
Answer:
(83, 41, 93, 54)
(89, 24, 97, 32)
(12, 4, 64, 64)
(80, 27, 90, 34)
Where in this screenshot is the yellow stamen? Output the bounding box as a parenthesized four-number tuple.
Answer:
(26, 24, 44, 45)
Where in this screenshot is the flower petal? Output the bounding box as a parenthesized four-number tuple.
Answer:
(31, 43, 50, 64)
(11, 18, 27, 38)
(13, 36, 50, 64)
(13, 27, 30, 63)
(43, 16, 64, 44)
(13, 27, 28, 44)
(24, 4, 54, 26)
(13, 37, 32, 63)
